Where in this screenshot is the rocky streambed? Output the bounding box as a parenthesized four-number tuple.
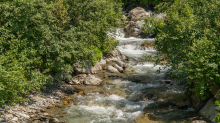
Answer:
(0, 31, 212, 123)
(0, 7, 215, 123)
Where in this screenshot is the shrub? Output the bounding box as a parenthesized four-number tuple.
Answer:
(0, 0, 123, 106)
(142, 0, 220, 99)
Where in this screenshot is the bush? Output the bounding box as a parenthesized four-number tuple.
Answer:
(142, 0, 220, 100)
(0, 0, 123, 106)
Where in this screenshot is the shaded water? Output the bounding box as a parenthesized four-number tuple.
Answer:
(47, 29, 209, 123)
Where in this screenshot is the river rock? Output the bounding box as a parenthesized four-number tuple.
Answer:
(71, 74, 102, 85)
(106, 65, 120, 73)
(91, 62, 102, 73)
(191, 120, 206, 123)
(49, 118, 59, 123)
(113, 64, 123, 73)
(199, 98, 218, 122)
(73, 60, 102, 74)
(11, 117, 18, 121)
(115, 60, 127, 68)
(17, 113, 30, 119)
(124, 20, 150, 38)
(128, 7, 151, 21)
(0, 118, 5, 122)
(99, 59, 106, 68)
(83, 74, 102, 85)
(123, 65, 136, 73)
(105, 49, 128, 62)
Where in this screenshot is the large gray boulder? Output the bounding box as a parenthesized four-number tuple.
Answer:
(105, 49, 128, 62)
(124, 20, 148, 38)
(128, 7, 151, 21)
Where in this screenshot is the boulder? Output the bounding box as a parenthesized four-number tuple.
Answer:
(199, 98, 218, 122)
(113, 64, 123, 73)
(73, 60, 102, 74)
(191, 120, 206, 123)
(185, 83, 212, 112)
(105, 49, 128, 62)
(99, 59, 106, 68)
(83, 74, 102, 85)
(70, 74, 102, 86)
(49, 118, 59, 123)
(115, 60, 127, 68)
(124, 20, 150, 38)
(128, 7, 151, 21)
(91, 62, 102, 73)
(106, 65, 120, 73)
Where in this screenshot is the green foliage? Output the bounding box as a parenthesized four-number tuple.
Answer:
(122, 0, 167, 10)
(214, 100, 220, 122)
(90, 46, 102, 65)
(142, 0, 220, 99)
(0, 0, 123, 106)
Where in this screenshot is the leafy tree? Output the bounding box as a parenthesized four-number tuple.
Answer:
(142, 0, 220, 100)
(0, 0, 123, 106)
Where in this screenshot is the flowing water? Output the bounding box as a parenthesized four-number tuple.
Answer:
(47, 29, 210, 123)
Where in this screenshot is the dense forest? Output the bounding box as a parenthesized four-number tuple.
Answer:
(0, 0, 123, 106)
(0, 0, 220, 121)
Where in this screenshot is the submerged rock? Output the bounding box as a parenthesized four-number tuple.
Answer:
(123, 65, 136, 73)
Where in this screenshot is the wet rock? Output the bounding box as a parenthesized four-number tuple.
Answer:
(199, 98, 218, 122)
(5, 114, 13, 120)
(191, 120, 206, 123)
(17, 113, 30, 119)
(99, 59, 106, 68)
(128, 7, 151, 21)
(106, 65, 120, 73)
(115, 60, 127, 68)
(11, 117, 18, 121)
(91, 61, 102, 73)
(123, 65, 136, 73)
(83, 74, 102, 85)
(32, 120, 41, 123)
(113, 64, 123, 73)
(71, 74, 102, 85)
(105, 49, 128, 62)
(0, 118, 5, 122)
(49, 118, 59, 123)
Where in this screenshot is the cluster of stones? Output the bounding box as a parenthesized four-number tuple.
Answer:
(70, 49, 135, 85)
(0, 94, 65, 123)
(123, 7, 166, 38)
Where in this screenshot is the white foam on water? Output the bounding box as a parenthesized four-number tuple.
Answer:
(65, 92, 154, 123)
